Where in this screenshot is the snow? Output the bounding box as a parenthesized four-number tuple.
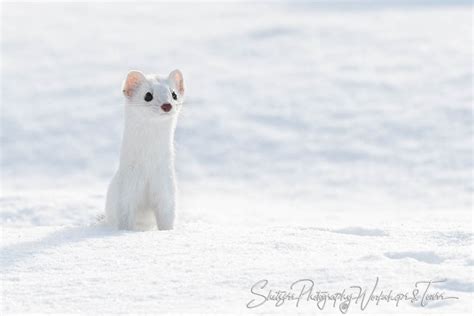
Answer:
(1, 1, 473, 314)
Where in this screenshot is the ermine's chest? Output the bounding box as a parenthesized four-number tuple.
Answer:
(120, 117, 175, 174)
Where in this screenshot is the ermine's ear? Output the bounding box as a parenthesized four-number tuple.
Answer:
(122, 70, 146, 97)
(168, 69, 185, 96)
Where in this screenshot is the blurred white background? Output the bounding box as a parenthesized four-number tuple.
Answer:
(2, 3, 471, 218)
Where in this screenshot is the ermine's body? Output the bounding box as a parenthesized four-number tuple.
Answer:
(106, 70, 185, 230)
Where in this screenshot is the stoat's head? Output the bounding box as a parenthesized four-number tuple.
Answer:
(122, 69, 185, 119)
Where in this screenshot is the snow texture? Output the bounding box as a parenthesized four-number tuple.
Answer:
(1, 1, 473, 314)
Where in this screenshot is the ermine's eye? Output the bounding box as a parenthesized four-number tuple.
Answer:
(144, 92, 153, 102)
(171, 91, 178, 101)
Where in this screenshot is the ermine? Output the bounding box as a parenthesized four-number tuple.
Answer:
(105, 69, 185, 231)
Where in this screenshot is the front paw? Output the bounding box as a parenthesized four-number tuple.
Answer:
(155, 209, 175, 231)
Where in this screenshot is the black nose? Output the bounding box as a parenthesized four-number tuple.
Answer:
(161, 103, 172, 112)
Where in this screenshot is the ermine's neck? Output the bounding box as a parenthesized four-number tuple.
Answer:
(119, 108, 176, 168)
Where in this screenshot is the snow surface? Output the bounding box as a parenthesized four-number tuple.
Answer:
(1, 1, 473, 314)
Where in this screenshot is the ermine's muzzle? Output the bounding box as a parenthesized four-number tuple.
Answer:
(161, 103, 172, 112)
